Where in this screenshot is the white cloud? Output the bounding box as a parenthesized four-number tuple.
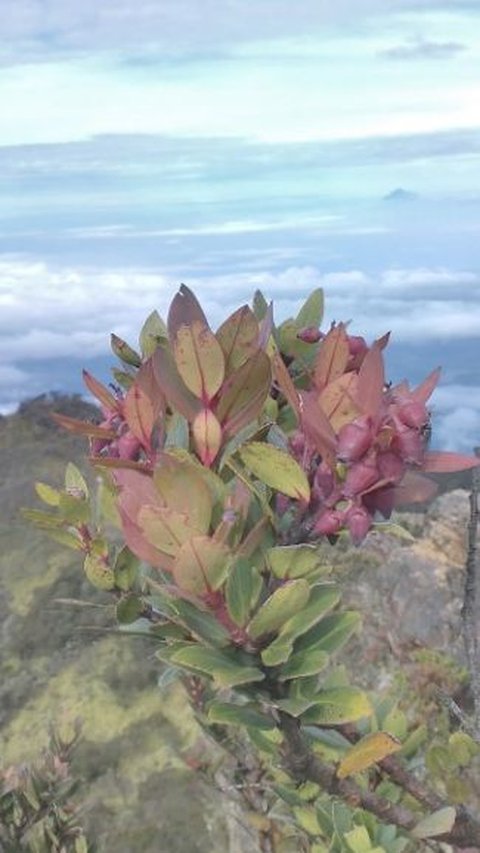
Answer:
(0, 257, 479, 366)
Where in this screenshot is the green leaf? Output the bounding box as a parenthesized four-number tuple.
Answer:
(337, 732, 402, 779)
(172, 599, 231, 647)
(216, 351, 272, 438)
(279, 648, 329, 680)
(65, 462, 88, 497)
(293, 806, 322, 836)
(261, 585, 341, 666)
(248, 579, 310, 640)
(21, 507, 65, 529)
(139, 505, 202, 556)
(239, 442, 310, 502)
(173, 536, 231, 595)
(252, 289, 269, 320)
(207, 701, 275, 730)
(216, 305, 259, 373)
(116, 595, 144, 624)
(165, 411, 190, 450)
(448, 731, 480, 766)
(294, 611, 361, 657)
(35, 482, 61, 506)
(169, 644, 265, 688)
(267, 545, 331, 580)
(139, 309, 168, 357)
(84, 552, 115, 590)
(301, 688, 372, 725)
(58, 492, 90, 524)
(411, 807, 456, 840)
(226, 557, 256, 627)
(111, 332, 142, 367)
(44, 529, 84, 550)
(296, 288, 324, 329)
(173, 320, 225, 403)
(113, 546, 140, 591)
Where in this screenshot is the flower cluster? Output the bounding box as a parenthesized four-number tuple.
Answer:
(278, 323, 472, 544)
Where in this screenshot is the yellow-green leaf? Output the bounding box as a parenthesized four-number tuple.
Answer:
(153, 452, 213, 533)
(65, 462, 88, 497)
(139, 309, 168, 357)
(279, 648, 329, 680)
(267, 545, 331, 579)
(216, 305, 259, 373)
(411, 807, 456, 840)
(301, 688, 372, 725)
(35, 482, 61, 506)
(173, 321, 225, 403)
(296, 288, 324, 329)
(139, 505, 201, 556)
(239, 442, 310, 502)
(84, 553, 115, 590)
(337, 732, 402, 779)
(192, 407, 222, 467)
(173, 536, 231, 595)
(248, 579, 310, 640)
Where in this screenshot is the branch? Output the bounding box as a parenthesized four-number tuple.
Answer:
(461, 449, 480, 740)
(279, 712, 480, 849)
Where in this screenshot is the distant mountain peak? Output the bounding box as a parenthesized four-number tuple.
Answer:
(383, 188, 418, 202)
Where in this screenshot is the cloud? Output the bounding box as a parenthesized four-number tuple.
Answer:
(0, 0, 476, 63)
(380, 38, 466, 61)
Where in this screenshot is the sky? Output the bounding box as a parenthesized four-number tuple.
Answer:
(0, 0, 479, 450)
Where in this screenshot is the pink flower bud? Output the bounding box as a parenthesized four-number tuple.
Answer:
(276, 494, 291, 516)
(297, 326, 322, 344)
(313, 508, 345, 537)
(343, 458, 379, 497)
(289, 430, 306, 458)
(117, 432, 142, 460)
(347, 335, 368, 357)
(397, 400, 429, 430)
(392, 421, 424, 464)
(346, 505, 372, 544)
(337, 415, 374, 463)
(313, 461, 335, 501)
(377, 450, 405, 484)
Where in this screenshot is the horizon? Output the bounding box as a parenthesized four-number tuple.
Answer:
(0, 0, 479, 450)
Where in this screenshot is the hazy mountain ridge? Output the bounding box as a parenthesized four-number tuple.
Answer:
(0, 396, 477, 850)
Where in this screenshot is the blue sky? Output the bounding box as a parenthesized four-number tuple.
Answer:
(0, 0, 479, 450)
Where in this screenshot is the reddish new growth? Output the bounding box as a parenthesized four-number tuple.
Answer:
(278, 323, 475, 544)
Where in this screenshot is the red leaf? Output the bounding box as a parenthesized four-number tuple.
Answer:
(356, 342, 385, 417)
(82, 370, 119, 411)
(152, 344, 202, 422)
(114, 470, 171, 570)
(271, 349, 300, 420)
(319, 372, 359, 432)
(173, 321, 225, 403)
(375, 331, 391, 351)
(217, 351, 272, 437)
(393, 471, 438, 506)
(123, 384, 155, 448)
(135, 358, 165, 419)
(299, 391, 337, 466)
(258, 301, 274, 349)
(412, 367, 442, 403)
(314, 324, 349, 390)
(422, 451, 480, 473)
(167, 284, 209, 339)
(52, 413, 116, 439)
